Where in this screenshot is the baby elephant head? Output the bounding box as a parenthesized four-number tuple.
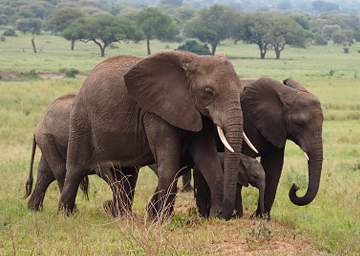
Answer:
(239, 155, 266, 217)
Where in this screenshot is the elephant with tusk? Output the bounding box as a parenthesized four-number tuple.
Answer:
(195, 77, 324, 219)
(58, 52, 251, 220)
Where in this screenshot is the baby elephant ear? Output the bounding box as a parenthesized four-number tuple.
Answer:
(124, 51, 202, 132)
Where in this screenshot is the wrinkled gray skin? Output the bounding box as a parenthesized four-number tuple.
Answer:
(59, 52, 246, 220)
(196, 78, 324, 218)
(25, 94, 138, 217)
(219, 153, 265, 218)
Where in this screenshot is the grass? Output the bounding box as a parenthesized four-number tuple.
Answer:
(0, 34, 360, 255)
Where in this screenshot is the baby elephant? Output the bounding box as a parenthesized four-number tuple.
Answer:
(25, 94, 137, 216)
(194, 153, 266, 219)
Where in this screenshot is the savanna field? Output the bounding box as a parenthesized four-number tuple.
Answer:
(0, 35, 360, 255)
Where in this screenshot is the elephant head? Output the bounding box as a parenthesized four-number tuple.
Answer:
(243, 78, 324, 206)
(123, 51, 251, 216)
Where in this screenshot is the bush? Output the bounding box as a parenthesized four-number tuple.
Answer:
(177, 40, 211, 55)
(64, 68, 79, 78)
(313, 34, 328, 45)
(0, 36, 5, 42)
(3, 29, 17, 37)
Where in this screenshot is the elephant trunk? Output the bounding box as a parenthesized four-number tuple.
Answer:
(289, 130, 323, 206)
(220, 105, 244, 220)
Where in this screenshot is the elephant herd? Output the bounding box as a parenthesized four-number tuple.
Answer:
(24, 51, 324, 222)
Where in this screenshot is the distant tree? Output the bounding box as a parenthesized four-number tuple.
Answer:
(47, 8, 84, 33)
(0, 14, 8, 25)
(16, 18, 42, 53)
(312, 1, 339, 12)
(136, 8, 178, 55)
(47, 8, 84, 50)
(313, 33, 328, 45)
(184, 5, 237, 55)
(241, 14, 272, 59)
(242, 13, 306, 59)
(322, 24, 341, 40)
(63, 15, 143, 57)
(332, 29, 353, 51)
(267, 15, 307, 59)
(177, 40, 211, 55)
(161, 0, 183, 6)
(3, 29, 17, 37)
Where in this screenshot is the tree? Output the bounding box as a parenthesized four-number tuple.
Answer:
(63, 15, 143, 57)
(241, 14, 272, 59)
(312, 1, 339, 12)
(16, 18, 42, 53)
(267, 15, 307, 59)
(136, 8, 178, 55)
(47, 8, 84, 50)
(161, 0, 183, 6)
(184, 5, 236, 55)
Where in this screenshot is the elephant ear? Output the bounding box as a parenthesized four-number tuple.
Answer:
(124, 51, 202, 132)
(241, 78, 287, 148)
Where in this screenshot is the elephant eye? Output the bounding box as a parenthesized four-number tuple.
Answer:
(204, 87, 215, 97)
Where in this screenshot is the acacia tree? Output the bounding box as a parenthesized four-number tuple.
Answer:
(241, 14, 272, 59)
(16, 18, 42, 53)
(136, 8, 178, 55)
(63, 15, 143, 57)
(46, 8, 84, 50)
(185, 5, 236, 55)
(241, 13, 306, 59)
(267, 15, 306, 59)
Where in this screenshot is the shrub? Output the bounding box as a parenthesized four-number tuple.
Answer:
(176, 40, 211, 55)
(64, 68, 79, 78)
(313, 34, 328, 45)
(3, 29, 17, 37)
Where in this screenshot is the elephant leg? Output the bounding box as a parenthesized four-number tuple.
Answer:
(190, 121, 223, 218)
(181, 168, 192, 192)
(193, 169, 211, 217)
(144, 113, 182, 221)
(258, 148, 284, 217)
(28, 156, 55, 211)
(234, 184, 243, 218)
(102, 166, 139, 217)
(59, 132, 92, 214)
(41, 136, 67, 192)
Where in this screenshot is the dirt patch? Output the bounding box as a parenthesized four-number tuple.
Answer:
(37, 72, 64, 79)
(0, 71, 18, 79)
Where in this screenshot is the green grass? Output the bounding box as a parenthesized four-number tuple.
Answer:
(1, 34, 360, 255)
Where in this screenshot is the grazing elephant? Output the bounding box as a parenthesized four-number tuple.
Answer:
(59, 52, 255, 220)
(25, 94, 138, 216)
(195, 78, 324, 218)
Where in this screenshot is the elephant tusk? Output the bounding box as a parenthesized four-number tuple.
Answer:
(217, 126, 235, 153)
(243, 132, 259, 154)
(304, 152, 309, 161)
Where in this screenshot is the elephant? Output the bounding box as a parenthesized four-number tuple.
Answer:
(25, 94, 138, 216)
(195, 77, 324, 219)
(58, 51, 256, 220)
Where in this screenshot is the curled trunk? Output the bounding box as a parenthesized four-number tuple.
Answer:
(289, 131, 323, 206)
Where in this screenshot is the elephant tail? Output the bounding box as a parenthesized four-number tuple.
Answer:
(25, 135, 36, 198)
(80, 176, 90, 200)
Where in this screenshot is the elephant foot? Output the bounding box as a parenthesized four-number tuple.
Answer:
(250, 210, 271, 221)
(58, 202, 78, 216)
(27, 195, 44, 211)
(103, 200, 133, 218)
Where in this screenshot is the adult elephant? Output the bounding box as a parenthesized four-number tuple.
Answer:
(25, 94, 138, 217)
(59, 52, 254, 220)
(195, 78, 324, 218)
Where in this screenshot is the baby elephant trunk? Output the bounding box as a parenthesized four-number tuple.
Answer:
(257, 181, 266, 218)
